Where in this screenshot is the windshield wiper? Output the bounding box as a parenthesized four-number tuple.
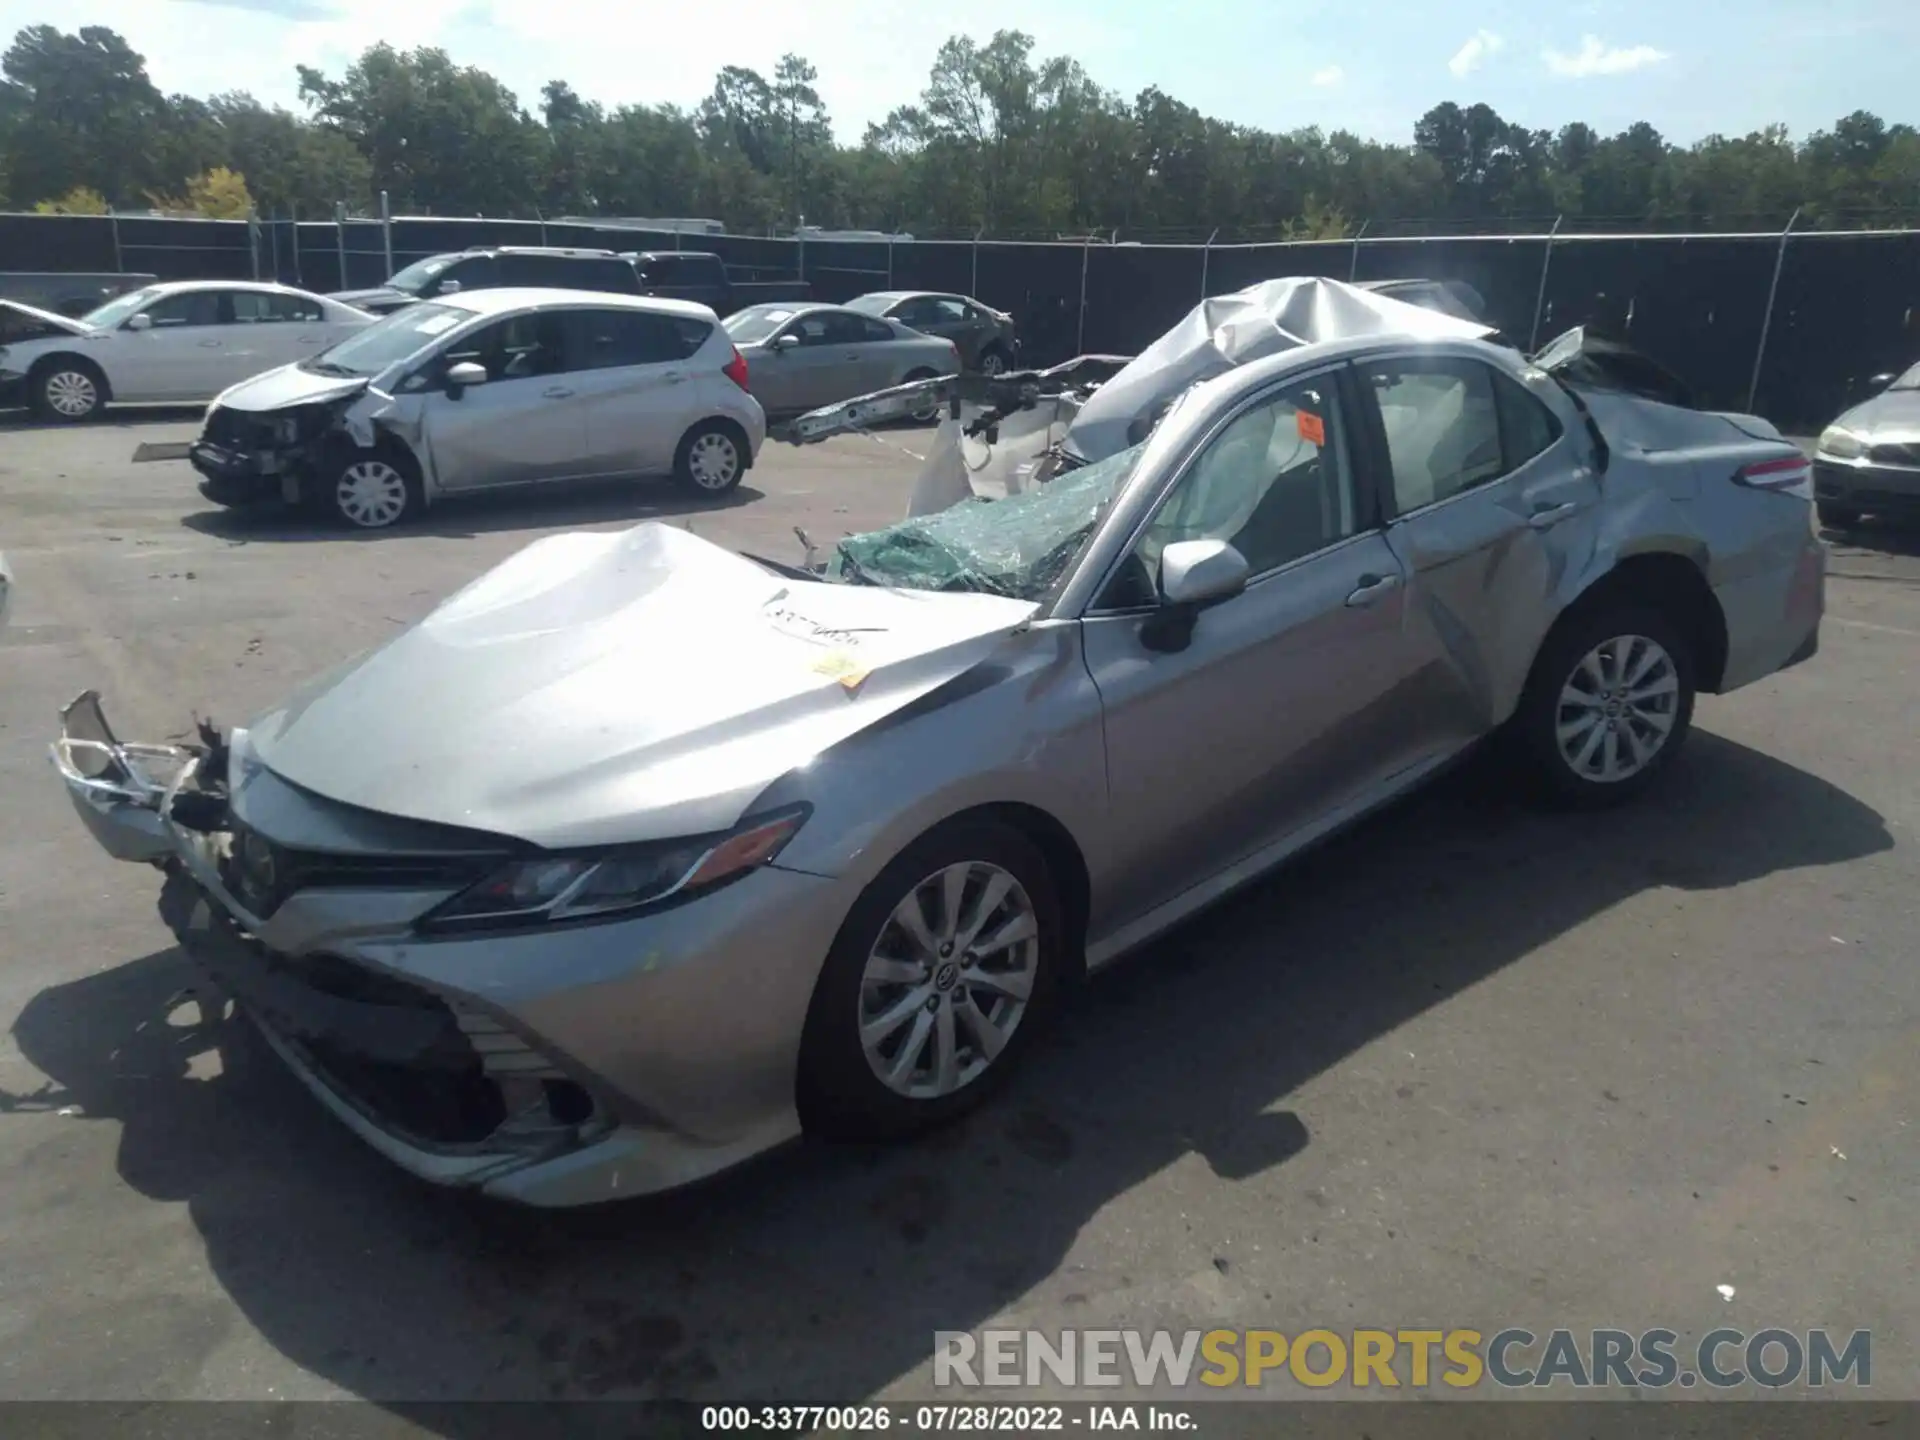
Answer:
(302, 360, 359, 377)
(741, 551, 820, 582)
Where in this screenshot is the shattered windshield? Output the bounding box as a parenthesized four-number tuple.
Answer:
(830, 443, 1145, 599)
(309, 302, 470, 377)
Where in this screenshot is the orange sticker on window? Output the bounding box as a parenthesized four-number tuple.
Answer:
(1297, 409, 1327, 446)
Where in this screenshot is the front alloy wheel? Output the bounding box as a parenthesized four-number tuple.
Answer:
(38, 367, 102, 421)
(333, 458, 413, 528)
(798, 818, 1064, 1141)
(858, 861, 1039, 1100)
(1554, 634, 1681, 784)
(978, 350, 1007, 377)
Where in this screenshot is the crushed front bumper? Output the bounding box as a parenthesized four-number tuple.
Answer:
(49, 692, 822, 1205)
(189, 439, 300, 507)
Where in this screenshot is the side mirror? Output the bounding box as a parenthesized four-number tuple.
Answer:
(125, 312, 153, 332)
(444, 360, 488, 398)
(1869, 372, 1895, 391)
(773, 333, 801, 352)
(1141, 539, 1248, 653)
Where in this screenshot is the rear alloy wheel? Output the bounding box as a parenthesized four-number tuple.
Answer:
(34, 363, 104, 422)
(674, 422, 745, 495)
(798, 820, 1065, 1141)
(330, 454, 418, 529)
(904, 368, 943, 423)
(1516, 603, 1696, 808)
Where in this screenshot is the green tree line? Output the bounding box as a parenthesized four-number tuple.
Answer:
(2, 23, 1915, 236)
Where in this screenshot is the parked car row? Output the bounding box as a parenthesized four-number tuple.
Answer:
(53, 276, 1829, 1206)
(329, 244, 811, 320)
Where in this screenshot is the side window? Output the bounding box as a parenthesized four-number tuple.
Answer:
(230, 291, 322, 323)
(670, 317, 713, 358)
(568, 310, 693, 369)
(498, 254, 568, 287)
(1361, 357, 1505, 514)
(823, 312, 873, 345)
(434, 256, 494, 294)
(931, 298, 971, 323)
(1122, 376, 1358, 598)
(441, 311, 572, 383)
(143, 291, 223, 328)
(859, 317, 896, 343)
(891, 297, 933, 326)
(582, 258, 639, 291)
(1493, 370, 1564, 471)
(782, 314, 833, 347)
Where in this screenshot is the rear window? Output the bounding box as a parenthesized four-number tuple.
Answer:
(638, 254, 724, 286)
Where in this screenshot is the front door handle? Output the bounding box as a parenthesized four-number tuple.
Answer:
(1345, 573, 1402, 607)
(844, 352, 861, 361)
(542, 386, 575, 399)
(662, 371, 686, 385)
(297, 335, 324, 345)
(197, 339, 222, 348)
(1527, 500, 1579, 529)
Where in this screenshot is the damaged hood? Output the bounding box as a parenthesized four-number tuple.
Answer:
(0, 297, 94, 340)
(213, 363, 370, 413)
(241, 523, 1037, 849)
(1064, 276, 1495, 462)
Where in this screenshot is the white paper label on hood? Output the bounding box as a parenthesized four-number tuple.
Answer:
(416, 313, 462, 335)
(761, 309, 794, 323)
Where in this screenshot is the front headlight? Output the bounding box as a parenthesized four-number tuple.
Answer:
(417, 805, 809, 932)
(1818, 426, 1865, 459)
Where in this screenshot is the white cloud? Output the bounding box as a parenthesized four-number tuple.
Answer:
(1310, 65, 1344, 88)
(1543, 34, 1673, 77)
(1448, 30, 1504, 78)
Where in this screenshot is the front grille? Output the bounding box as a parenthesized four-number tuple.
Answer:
(222, 820, 500, 919)
(201, 405, 271, 449)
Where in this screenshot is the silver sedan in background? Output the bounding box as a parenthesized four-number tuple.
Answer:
(1813, 358, 1920, 529)
(723, 303, 961, 418)
(52, 285, 1825, 1206)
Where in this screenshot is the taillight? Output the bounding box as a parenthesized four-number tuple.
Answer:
(1734, 453, 1812, 499)
(724, 346, 749, 391)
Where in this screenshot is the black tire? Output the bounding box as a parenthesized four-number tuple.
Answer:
(1513, 599, 1697, 809)
(320, 445, 423, 530)
(30, 356, 108, 423)
(903, 368, 943, 424)
(797, 818, 1067, 1143)
(1816, 500, 1862, 531)
(673, 419, 747, 495)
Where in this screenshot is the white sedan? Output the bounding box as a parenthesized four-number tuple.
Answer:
(0, 282, 376, 422)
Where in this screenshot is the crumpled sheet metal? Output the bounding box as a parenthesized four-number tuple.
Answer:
(1063, 275, 1496, 463)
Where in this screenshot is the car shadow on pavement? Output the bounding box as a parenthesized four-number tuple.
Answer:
(177, 479, 765, 544)
(7, 732, 1894, 1415)
(1820, 516, 1920, 560)
(0, 404, 207, 433)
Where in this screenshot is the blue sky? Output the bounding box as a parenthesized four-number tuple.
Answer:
(4, 0, 1914, 147)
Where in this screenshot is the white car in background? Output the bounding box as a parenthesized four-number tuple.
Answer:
(0, 282, 375, 422)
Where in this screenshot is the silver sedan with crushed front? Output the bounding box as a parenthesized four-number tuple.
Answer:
(53, 286, 1825, 1206)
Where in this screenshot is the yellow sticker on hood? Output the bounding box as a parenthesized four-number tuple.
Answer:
(811, 650, 870, 691)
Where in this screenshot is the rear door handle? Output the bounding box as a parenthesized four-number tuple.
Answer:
(542, 386, 576, 399)
(297, 335, 324, 345)
(662, 371, 686, 385)
(844, 352, 861, 361)
(1527, 500, 1579, 529)
(197, 339, 222, 348)
(1345, 573, 1402, 607)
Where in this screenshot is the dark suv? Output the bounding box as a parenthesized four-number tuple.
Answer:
(331, 247, 642, 316)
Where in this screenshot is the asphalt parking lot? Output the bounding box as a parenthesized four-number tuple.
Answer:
(2, 410, 1918, 1416)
